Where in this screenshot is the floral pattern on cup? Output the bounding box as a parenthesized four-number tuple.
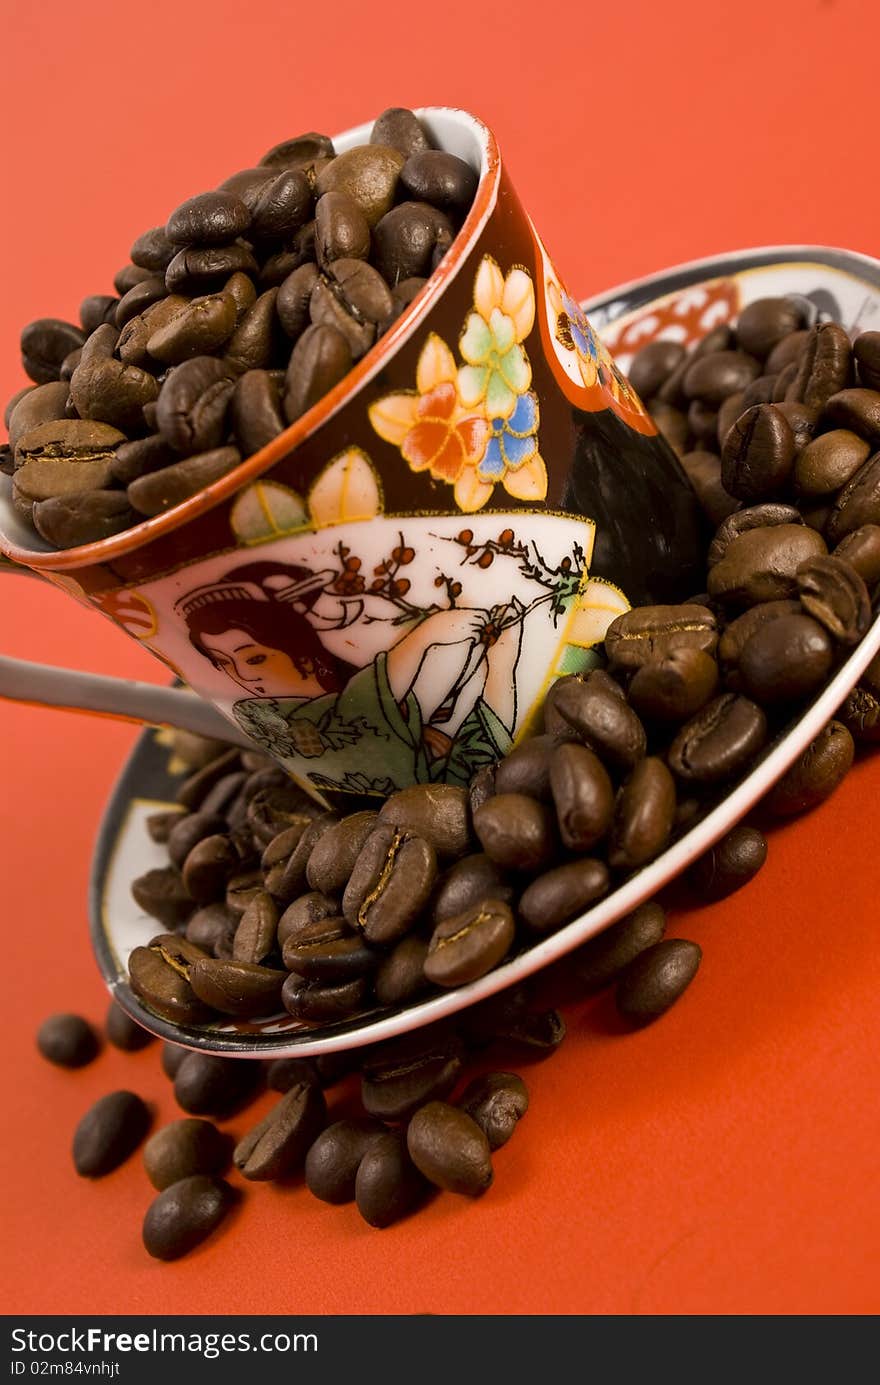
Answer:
(369, 257, 547, 513)
(547, 272, 650, 423)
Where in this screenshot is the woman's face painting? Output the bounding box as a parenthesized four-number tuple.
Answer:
(201, 629, 325, 698)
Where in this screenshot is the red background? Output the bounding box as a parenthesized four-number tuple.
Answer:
(2, 0, 879, 1316)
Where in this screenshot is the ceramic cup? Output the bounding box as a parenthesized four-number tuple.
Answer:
(0, 107, 704, 807)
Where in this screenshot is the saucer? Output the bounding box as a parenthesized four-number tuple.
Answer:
(91, 244, 880, 1058)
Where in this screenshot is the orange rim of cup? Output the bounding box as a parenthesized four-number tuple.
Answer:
(1, 107, 501, 571)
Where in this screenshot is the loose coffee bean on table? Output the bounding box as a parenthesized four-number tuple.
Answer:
(36, 1013, 100, 1068)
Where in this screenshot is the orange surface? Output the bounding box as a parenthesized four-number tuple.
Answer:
(2, 0, 880, 1317)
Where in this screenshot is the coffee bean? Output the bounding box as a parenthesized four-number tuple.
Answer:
(174, 1052, 262, 1116)
(111, 434, 176, 485)
(266, 1057, 320, 1093)
(314, 190, 371, 268)
(14, 418, 124, 503)
(519, 858, 609, 934)
(167, 810, 228, 870)
(361, 1031, 463, 1120)
(343, 824, 437, 946)
(143, 1118, 232, 1190)
(155, 355, 236, 452)
(188, 956, 286, 1017)
(796, 555, 871, 646)
(839, 685, 880, 743)
(407, 1102, 492, 1196)
(315, 146, 404, 226)
(628, 647, 720, 724)
(855, 332, 880, 391)
(543, 672, 647, 771)
(649, 400, 689, 455)
(823, 388, 880, 441)
(688, 398, 720, 444)
(493, 734, 555, 800)
(276, 263, 320, 341)
(604, 604, 718, 673)
(378, 784, 472, 859)
(431, 853, 514, 927)
(765, 720, 855, 817)
(244, 169, 312, 241)
(826, 452, 880, 544)
(715, 394, 746, 450)
(269, 814, 339, 905)
(707, 523, 827, 606)
(130, 226, 176, 270)
(281, 972, 370, 1022)
(131, 866, 194, 929)
(7, 380, 69, 448)
(736, 297, 805, 360)
(668, 693, 767, 782)
(145, 293, 237, 365)
(79, 294, 120, 331)
(774, 400, 819, 454)
(165, 244, 258, 294)
(128, 445, 241, 516)
(186, 902, 238, 957)
(283, 322, 352, 422)
(355, 1131, 427, 1228)
(373, 202, 455, 284)
(371, 107, 430, 158)
(572, 900, 667, 990)
(105, 1000, 153, 1052)
(21, 318, 86, 384)
(230, 890, 278, 965)
(609, 757, 676, 869)
(223, 288, 280, 371)
(399, 150, 477, 211)
(616, 940, 702, 1025)
(375, 935, 431, 1007)
(73, 1090, 151, 1177)
(795, 429, 871, 498)
(165, 191, 250, 246)
(716, 599, 801, 689)
(708, 504, 803, 567)
(325, 257, 394, 328)
(683, 350, 760, 405)
(473, 795, 556, 872)
(230, 369, 285, 455)
(142, 1175, 234, 1260)
(788, 322, 853, 409)
(176, 747, 242, 810)
(548, 742, 614, 851)
(233, 1081, 327, 1181)
(161, 1043, 187, 1079)
(306, 811, 379, 894)
(739, 611, 834, 704)
(36, 1013, 99, 1068)
(32, 489, 136, 548)
(629, 341, 688, 399)
(459, 1073, 528, 1151)
(305, 1119, 386, 1202)
(765, 329, 809, 375)
(282, 915, 377, 981)
(113, 263, 154, 295)
(277, 890, 340, 947)
(721, 403, 795, 500)
(259, 132, 335, 169)
(832, 524, 880, 585)
(424, 898, 515, 985)
(181, 834, 239, 904)
(688, 823, 767, 898)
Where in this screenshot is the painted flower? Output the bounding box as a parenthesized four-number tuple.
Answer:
(477, 391, 548, 502)
(550, 281, 602, 387)
(457, 257, 536, 420)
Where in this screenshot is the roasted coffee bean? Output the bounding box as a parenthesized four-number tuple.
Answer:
(495, 1006, 566, 1054)
(315, 146, 404, 226)
(467, 763, 497, 818)
(355, 1131, 427, 1228)
(628, 340, 687, 399)
(378, 784, 471, 859)
(308, 275, 373, 357)
(143, 1118, 232, 1191)
(130, 225, 175, 270)
(128, 939, 212, 1026)
(382, 275, 428, 329)
(688, 398, 720, 444)
(283, 322, 352, 422)
(246, 780, 315, 849)
(649, 401, 689, 455)
(231, 890, 278, 965)
(305, 811, 378, 893)
(166, 191, 251, 246)
(79, 294, 120, 331)
(32, 489, 136, 548)
(361, 1031, 463, 1120)
(7, 381, 69, 448)
(425, 898, 515, 985)
(832, 524, 880, 585)
(260, 132, 335, 169)
(146, 292, 237, 364)
(128, 445, 241, 516)
(707, 524, 827, 606)
(548, 742, 614, 851)
(826, 452, 880, 543)
(406, 1102, 492, 1196)
(277, 890, 340, 947)
(668, 693, 767, 782)
(854, 332, 880, 391)
(399, 150, 477, 211)
(681, 448, 742, 523)
(155, 355, 236, 452)
(262, 822, 311, 872)
(788, 322, 853, 409)
(188, 957, 286, 1017)
(764, 328, 808, 375)
(281, 972, 369, 1021)
(36, 1013, 99, 1068)
(324, 257, 394, 327)
(113, 263, 154, 295)
(543, 672, 646, 771)
(627, 647, 719, 724)
(375, 934, 431, 1007)
(373, 201, 455, 284)
(708, 504, 803, 567)
(224, 288, 280, 371)
(717, 599, 801, 688)
(282, 916, 377, 981)
(573, 900, 667, 991)
(266, 1057, 320, 1092)
(233, 1082, 327, 1181)
(519, 859, 609, 934)
(142, 1175, 234, 1260)
(714, 393, 745, 449)
(314, 191, 371, 267)
(167, 811, 228, 870)
(200, 770, 248, 818)
(616, 940, 702, 1025)
(165, 244, 258, 294)
(371, 107, 430, 158)
(609, 757, 676, 869)
(431, 852, 514, 924)
(113, 275, 169, 330)
(269, 813, 339, 905)
(721, 403, 795, 500)
(304, 1119, 386, 1202)
(796, 555, 871, 646)
(683, 350, 760, 405)
(343, 825, 437, 945)
(604, 604, 718, 673)
(473, 795, 556, 872)
(182, 834, 239, 904)
(105, 1000, 153, 1052)
(161, 1043, 187, 1080)
(21, 318, 86, 384)
(738, 611, 834, 704)
(458, 985, 530, 1048)
(244, 169, 312, 240)
(823, 388, 880, 442)
(111, 434, 177, 485)
(14, 418, 124, 503)
(73, 1091, 151, 1177)
(765, 720, 854, 817)
(131, 866, 194, 929)
(493, 734, 555, 800)
(176, 747, 242, 810)
(839, 685, 880, 743)
(459, 1073, 528, 1151)
(174, 1052, 261, 1116)
(186, 902, 238, 958)
(736, 297, 804, 360)
(688, 823, 767, 898)
(276, 263, 320, 340)
(795, 430, 871, 498)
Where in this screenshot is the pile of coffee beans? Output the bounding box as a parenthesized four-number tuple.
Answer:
(2, 109, 477, 548)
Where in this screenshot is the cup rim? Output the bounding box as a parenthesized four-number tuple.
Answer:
(0, 106, 500, 572)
